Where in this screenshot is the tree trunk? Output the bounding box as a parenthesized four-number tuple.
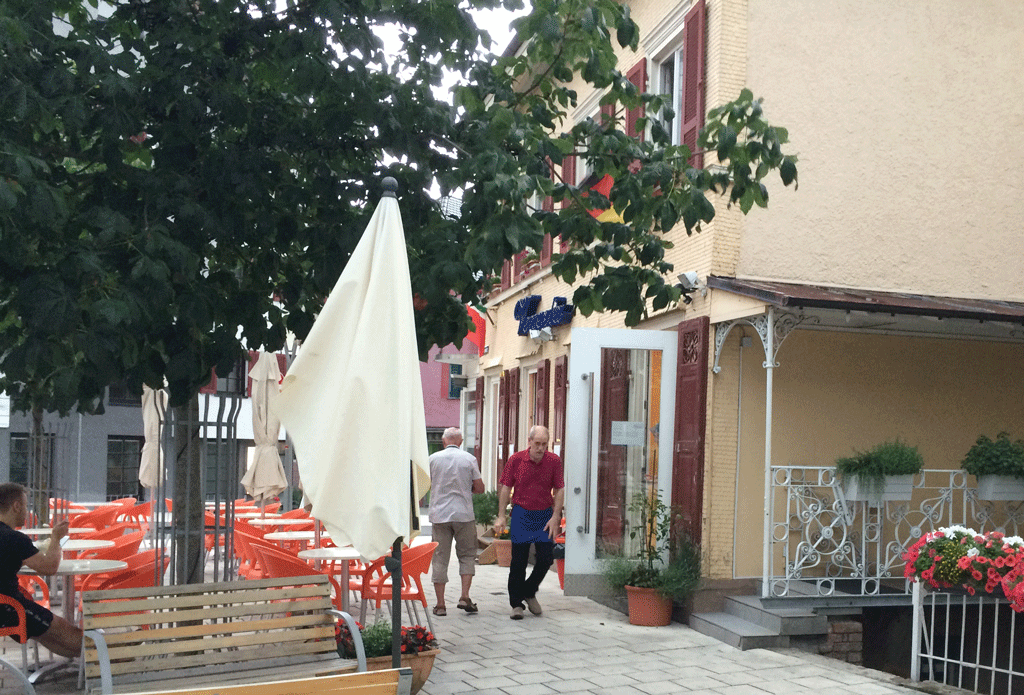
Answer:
(30, 405, 49, 523)
(172, 399, 205, 584)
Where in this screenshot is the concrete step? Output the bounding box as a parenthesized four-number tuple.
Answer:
(688, 612, 791, 650)
(725, 595, 828, 636)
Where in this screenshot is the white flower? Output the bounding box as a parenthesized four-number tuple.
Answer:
(1004, 536, 1024, 547)
(939, 525, 977, 538)
(966, 548, 980, 557)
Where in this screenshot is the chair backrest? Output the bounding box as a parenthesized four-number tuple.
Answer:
(71, 505, 120, 530)
(234, 518, 265, 538)
(17, 575, 49, 607)
(255, 545, 316, 579)
(122, 501, 153, 533)
(0, 594, 27, 644)
(279, 508, 310, 519)
(93, 555, 169, 591)
(79, 521, 133, 541)
(110, 497, 137, 507)
(80, 530, 145, 561)
(396, 542, 437, 593)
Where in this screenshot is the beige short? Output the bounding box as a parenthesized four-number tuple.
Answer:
(431, 521, 478, 584)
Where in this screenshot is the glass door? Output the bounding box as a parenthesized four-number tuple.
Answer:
(562, 328, 676, 595)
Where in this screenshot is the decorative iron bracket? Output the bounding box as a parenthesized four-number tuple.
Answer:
(712, 310, 808, 373)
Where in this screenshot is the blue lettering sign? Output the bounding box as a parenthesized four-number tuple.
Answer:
(515, 296, 575, 336)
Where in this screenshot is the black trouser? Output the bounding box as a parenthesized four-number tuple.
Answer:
(508, 540, 554, 608)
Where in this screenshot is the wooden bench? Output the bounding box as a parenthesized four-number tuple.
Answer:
(81, 575, 411, 695)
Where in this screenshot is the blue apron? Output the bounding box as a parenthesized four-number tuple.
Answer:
(511, 505, 553, 544)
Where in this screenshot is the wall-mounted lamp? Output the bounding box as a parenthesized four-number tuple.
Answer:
(675, 272, 707, 305)
(529, 327, 554, 342)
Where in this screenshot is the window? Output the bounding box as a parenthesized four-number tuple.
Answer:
(646, 0, 705, 165)
(448, 363, 464, 399)
(108, 381, 141, 407)
(9, 434, 29, 486)
(426, 428, 445, 455)
(107, 436, 143, 500)
(11, 433, 57, 488)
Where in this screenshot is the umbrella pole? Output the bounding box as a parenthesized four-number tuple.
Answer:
(385, 538, 403, 669)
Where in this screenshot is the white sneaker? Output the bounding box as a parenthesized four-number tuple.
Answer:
(510, 606, 525, 620)
(525, 597, 542, 615)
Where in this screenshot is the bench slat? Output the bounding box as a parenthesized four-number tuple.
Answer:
(90, 612, 335, 646)
(87, 631, 338, 678)
(84, 597, 334, 630)
(83, 575, 330, 602)
(83, 584, 331, 618)
(115, 667, 412, 695)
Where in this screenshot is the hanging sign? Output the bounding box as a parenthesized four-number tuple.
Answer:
(514, 295, 575, 336)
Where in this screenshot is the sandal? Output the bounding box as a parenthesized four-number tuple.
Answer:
(457, 598, 478, 613)
(432, 606, 446, 616)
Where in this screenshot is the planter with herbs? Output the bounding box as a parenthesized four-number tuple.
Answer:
(602, 490, 701, 626)
(961, 432, 1024, 501)
(337, 620, 439, 695)
(836, 440, 923, 506)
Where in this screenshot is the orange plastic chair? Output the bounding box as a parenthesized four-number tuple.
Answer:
(121, 501, 153, 534)
(70, 506, 120, 530)
(78, 553, 170, 621)
(17, 575, 50, 668)
(279, 508, 310, 519)
(358, 542, 438, 634)
(79, 521, 133, 541)
(255, 544, 345, 611)
(0, 593, 30, 675)
(234, 530, 272, 580)
(74, 531, 145, 591)
(109, 497, 137, 507)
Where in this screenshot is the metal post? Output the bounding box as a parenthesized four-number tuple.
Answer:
(761, 307, 775, 599)
(911, 582, 922, 681)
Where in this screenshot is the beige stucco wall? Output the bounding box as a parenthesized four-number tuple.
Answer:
(725, 329, 1024, 579)
(741, 0, 1024, 300)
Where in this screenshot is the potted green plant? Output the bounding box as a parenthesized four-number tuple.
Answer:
(602, 490, 701, 626)
(961, 432, 1024, 501)
(337, 620, 439, 695)
(835, 439, 923, 505)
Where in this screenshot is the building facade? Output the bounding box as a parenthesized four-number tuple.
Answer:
(460, 0, 1024, 603)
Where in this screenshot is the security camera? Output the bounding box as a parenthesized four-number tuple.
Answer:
(677, 271, 700, 290)
(529, 327, 554, 342)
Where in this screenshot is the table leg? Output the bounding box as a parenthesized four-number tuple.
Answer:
(341, 563, 350, 614)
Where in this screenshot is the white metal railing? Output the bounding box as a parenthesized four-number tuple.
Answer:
(767, 467, 1024, 598)
(912, 583, 1023, 693)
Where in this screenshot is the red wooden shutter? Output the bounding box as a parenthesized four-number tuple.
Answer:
(500, 259, 511, 291)
(560, 156, 576, 253)
(497, 371, 509, 480)
(540, 234, 553, 266)
(680, 0, 706, 168)
(600, 102, 615, 127)
(552, 355, 568, 456)
(534, 359, 550, 428)
(672, 315, 709, 546)
(508, 367, 520, 455)
(473, 376, 485, 468)
(625, 59, 648, 141)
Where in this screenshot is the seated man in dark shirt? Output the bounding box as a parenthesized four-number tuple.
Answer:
(0, 482, 83, 657)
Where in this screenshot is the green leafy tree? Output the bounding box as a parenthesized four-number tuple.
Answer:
(3, 0, 796, 582)
(1, 0, 796, 416)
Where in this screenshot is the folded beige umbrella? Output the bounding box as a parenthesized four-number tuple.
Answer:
(139, 385, 166, 490)
(241, 351, 288, 505)
(272, 178, 430, 562)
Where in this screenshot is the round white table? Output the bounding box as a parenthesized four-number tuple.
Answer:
(264, 530, 317, 545)
(19, 527, 94, 536)
(247, 518, 315, 528)
(297, 546, 362, 613)
(234, 511, 281, 519)
(58, 538, 115, 554)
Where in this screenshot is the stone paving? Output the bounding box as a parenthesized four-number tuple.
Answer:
(1, 536, 969, 694)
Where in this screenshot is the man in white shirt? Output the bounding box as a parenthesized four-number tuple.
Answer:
(428, 427, 484, 615)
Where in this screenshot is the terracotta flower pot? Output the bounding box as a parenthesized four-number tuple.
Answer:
(625, 585, 673, 626)
(363, 649, 439, 695)
(494, 538, 512, 567)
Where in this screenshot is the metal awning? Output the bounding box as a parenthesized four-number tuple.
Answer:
(708, 276, 1024, 343)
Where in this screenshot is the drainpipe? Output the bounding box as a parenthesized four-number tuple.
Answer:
(761, 307, 775, 599)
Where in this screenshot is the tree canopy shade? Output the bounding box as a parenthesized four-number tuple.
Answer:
(0, 0, 797, 415)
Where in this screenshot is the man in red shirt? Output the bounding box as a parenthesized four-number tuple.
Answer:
(494, 425, 564, 620)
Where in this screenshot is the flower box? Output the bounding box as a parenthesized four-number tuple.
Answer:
(843, 474, 914, 505)
(363, 649, 439, 695)
(976, 475, 1024, 501)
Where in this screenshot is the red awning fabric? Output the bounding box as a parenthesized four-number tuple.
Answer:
(466, 307, 486, 356)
